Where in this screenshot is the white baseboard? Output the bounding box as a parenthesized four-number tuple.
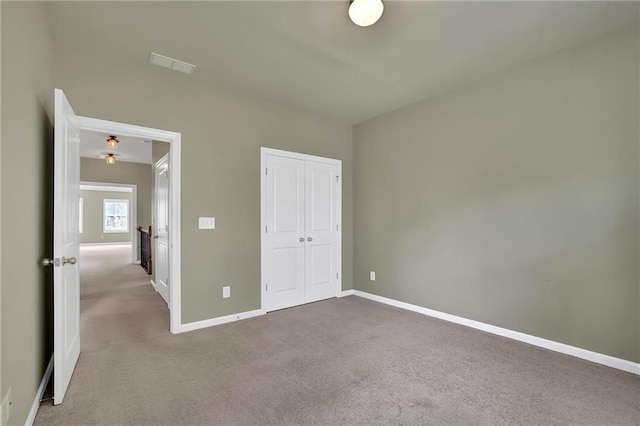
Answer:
(80, 242, 132, 246)
(338, 289, 354, 298)
(176, 309, 265, 333)
(25, 355, 53, 426)
(352, 290, 640, 375)
(150, 279, 158, 292)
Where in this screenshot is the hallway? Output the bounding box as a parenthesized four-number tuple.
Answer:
(77, 244, 170, 353)
(35, 244, 172, 424)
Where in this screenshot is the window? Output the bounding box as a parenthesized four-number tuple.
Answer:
(103, 199, 129, 233)
(79, 198, 84, 234)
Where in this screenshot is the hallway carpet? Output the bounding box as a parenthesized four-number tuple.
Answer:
(35, 245, 639, 425)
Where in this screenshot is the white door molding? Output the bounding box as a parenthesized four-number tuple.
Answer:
(79, 181, 137, 263)
(75, 115, 182, 334)
(260, 147, 342, 312)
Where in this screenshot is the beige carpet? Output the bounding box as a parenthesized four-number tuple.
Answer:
(35, 244, 640, 425)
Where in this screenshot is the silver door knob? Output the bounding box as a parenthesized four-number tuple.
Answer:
(42, 258, 55, 266)
(299, 237, 305, 242)
(153, 235, 159, 239)
(62, 256, 77, 265)
(307, 237, 313, 242)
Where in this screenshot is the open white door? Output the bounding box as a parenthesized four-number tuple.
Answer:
(154, 153, 170, 305)
(53, 89, 81, 404)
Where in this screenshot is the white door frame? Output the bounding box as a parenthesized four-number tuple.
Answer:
(79, 181, 137, 263)
(260, 147, 342, 311)
(76, 115, 182, 334)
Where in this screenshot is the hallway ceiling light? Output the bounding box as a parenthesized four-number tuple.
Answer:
(349, 0, 384, 27)
(106, 153, 116, 165)
(106, 135, 119, 149)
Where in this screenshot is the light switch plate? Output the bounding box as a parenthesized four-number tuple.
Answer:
(370, 271, 376, 281)
(223, 286, 230, 298)
(198, 217, 215, 229)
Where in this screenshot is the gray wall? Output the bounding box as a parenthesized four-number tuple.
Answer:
(353, 28, 639, 363)
(0, 2, 54, 424)
(80, 190, 133, 244)
(80, 158, 152, 258)
(55, 47, 354, 324)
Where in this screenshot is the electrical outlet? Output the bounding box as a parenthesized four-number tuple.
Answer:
(370, 271, 376, 281)
(198, 217, 215, 229)
(1, 387, 12, 426)
(223, 286, 230, 298)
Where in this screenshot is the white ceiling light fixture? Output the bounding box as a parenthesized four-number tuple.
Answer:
(149, 52, 196, 75)
(349, 0, 384, 27)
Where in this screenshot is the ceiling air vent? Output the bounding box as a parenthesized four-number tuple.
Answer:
(149, 52, 196, 75)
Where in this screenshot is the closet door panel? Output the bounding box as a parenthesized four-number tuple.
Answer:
(305, 161, 339, 303)
(264, 155, 305, 311)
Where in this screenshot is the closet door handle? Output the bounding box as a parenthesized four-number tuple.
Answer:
(299, 238, 305, 242)
(307, 237, 313, 242)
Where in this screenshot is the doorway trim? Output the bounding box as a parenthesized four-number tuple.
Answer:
(260, 147, 342, 312)
(76, 115, 182, 334)
(79, 181, 137, 263)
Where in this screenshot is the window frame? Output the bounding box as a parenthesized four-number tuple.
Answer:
(103, 198, 130, 233)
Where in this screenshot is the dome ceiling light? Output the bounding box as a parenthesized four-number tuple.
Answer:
(106, 135, 119, 149)
(349, 0, 384, 27)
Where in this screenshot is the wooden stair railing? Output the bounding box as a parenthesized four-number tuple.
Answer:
(138, 225, 152, 275)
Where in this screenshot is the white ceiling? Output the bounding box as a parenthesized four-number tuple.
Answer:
(80, 129, 152, 164)
(49, 1, 638, 124)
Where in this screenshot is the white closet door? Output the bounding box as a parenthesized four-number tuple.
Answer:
(304, 161, 339, 303)
(264, 155, 306, 311)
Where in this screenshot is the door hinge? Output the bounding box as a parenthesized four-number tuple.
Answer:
(265, 226, 268, 234)
(336, 224, 339, 231)
(266, 283, 269, 291)
(336, 272, 339, 279)
(265, 168, 268, 175)
(336, 175, 339, 183)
